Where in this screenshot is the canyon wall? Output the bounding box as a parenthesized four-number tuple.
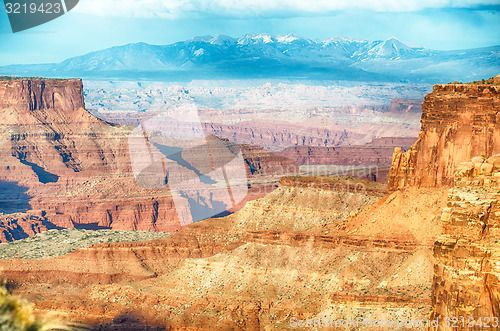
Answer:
(0, 78, 176, 236)
(279, 137, 415, 166)
(388, 83, 500, 192)
(0, 78, 297, 241)
(430, 156, 500, 330)
(385, 78, 500, 329)
(388, 98, 422, 114)
(0, 78, 85, 112)
(0, 78, 131, 176)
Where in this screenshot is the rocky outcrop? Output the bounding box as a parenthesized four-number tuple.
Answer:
(388, 83, 500, 192)
(203, 121, 365, 150)
(388, 98, 422, 113)
(277, 137, 415, 183)
(429, 155, 500, 330)
(0, 212, 59, 242)
(0, 78, 177, 236)
(0, 78, 131, 177)
(226, 176, 386, 231)
(0, 78, 85, 112)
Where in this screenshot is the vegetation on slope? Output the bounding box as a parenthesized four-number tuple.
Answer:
(0, 229, 170, 260)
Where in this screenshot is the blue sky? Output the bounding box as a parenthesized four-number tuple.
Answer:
(0, 0, 499, 65)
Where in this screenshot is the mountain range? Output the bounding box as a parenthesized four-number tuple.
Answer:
(1, 33, 499, 82)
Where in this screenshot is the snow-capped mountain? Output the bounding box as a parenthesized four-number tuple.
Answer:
(352, 37, 435, 61)
(1, 34, 498, 83)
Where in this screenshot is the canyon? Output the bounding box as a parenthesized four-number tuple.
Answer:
(1, 176, 442, 329)
(0, 78, 298, 241)
(86, 82, 424, 151)
(0, 75, 498, 330)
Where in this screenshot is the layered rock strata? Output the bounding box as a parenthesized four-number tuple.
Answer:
(0, 78, 297, 241)
(388, 83, 500, 192)
(0, 177, 441, 329)
(279, 137, 415, 170)
(430, 155, 500, 330)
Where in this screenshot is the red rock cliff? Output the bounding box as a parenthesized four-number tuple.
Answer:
(0, 78, 85, 111)
(429, 156, 500, 330)
(0, 78, 169, 237)
(388, 83, 500, 192)
(0, 78, 297, 241)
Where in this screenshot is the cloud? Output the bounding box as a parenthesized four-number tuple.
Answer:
(74, 0, 500, 18)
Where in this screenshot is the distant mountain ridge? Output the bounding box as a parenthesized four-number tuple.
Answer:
(1, 33, 499, 82)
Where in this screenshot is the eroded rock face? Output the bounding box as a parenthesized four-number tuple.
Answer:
(0, 178, 437, 329)
(0, 79, 130, 176)
(0, 78, 298, 241)
(388, 83, 500, 192)
(0, 78, 85, 112)
(0, 212, 57, 242)
(279, 137, 415, 166)
(430, 155, 500, 330)
(388, 98, 422, 114)
(0, 79, 172, 235)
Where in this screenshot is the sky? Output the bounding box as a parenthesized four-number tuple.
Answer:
(0, 0, 499, 65)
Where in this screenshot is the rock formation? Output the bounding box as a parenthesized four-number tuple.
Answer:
(388, 82, 500, 192)
(2, 76, 498, 329)
(388, 98, 422, 113)
(385, 77, 500, 330)
(0, 78, 180, 236)
(0, 212, 57, 242)
(0, 78, 297, 241)
(430, 155, 500, 330)
(0, 177, 438, 329)
(92, 103, 421, 152)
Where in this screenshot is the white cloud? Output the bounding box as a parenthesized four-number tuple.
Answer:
(74, 0, 500, 18)
(75, 0, 194, 18)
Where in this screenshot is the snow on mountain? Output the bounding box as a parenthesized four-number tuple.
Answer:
(208, 35, 236, 45)
(1, 34, 498, 83)
(353, 37, 434, 61)
(276, 34, 301, 43)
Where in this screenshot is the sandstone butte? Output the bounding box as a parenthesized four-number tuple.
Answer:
(387, 74, 500, 330)
(0, 75, 498, 330)
(388, 77, 500, 191)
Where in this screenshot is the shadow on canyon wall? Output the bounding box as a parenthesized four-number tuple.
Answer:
(0, 180, 31, 213)
(18, 159, 59, 184)
(73, 222, 112, 230)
